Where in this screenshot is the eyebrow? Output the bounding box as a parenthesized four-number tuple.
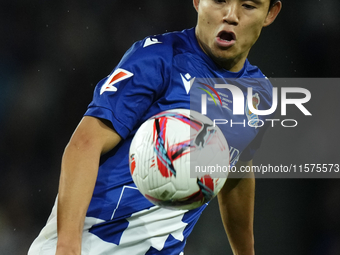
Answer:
(241, 0, 264, 5)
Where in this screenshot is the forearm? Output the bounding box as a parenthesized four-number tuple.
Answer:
(56, 141, 101, 253)
(218, 161, 255, 255)
(55, 117, 121, 254)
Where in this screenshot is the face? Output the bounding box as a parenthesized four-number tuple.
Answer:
(194, 0, 281, 72)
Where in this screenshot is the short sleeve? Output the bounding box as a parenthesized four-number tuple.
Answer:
(84, 37, 171, 139)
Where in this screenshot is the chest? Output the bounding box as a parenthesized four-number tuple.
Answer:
(156, 54, 268, 164)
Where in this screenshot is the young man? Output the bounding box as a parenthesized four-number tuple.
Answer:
(28, 0, 281, 254)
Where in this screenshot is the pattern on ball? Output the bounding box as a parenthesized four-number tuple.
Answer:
(129, 109, 229, 210)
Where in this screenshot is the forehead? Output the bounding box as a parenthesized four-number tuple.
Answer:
(200, 0, 271, 4)
(197, 0, 273, 10)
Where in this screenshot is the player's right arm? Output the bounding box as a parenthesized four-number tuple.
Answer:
(55, 116, 121, 255)
(54, 36, 167, 255)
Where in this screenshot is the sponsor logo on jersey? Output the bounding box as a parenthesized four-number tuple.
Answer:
(245, 93, 261, 128)
(100, 68, 134, 95)
(198, 82, 222, 106)
(180, 73, 195, 94)
(143, 37, 162, 48)
(197, 81, 223, 115)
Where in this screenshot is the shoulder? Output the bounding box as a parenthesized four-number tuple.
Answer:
(118, 28, 195, 67)
(243, 60, 268, 80)
(243, 60, 273, 95)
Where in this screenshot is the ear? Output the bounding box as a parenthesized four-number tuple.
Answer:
(263, 1, 282, 27)
(193, 0, 200, 12)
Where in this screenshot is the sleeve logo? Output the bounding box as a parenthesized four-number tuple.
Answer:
(143, 37, 162, 48)
(100, 68, 134, 95)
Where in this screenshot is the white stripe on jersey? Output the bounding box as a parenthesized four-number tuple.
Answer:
(28, 196, 188, 254)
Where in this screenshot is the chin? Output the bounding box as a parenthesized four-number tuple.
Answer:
(213, 51, 234, 62)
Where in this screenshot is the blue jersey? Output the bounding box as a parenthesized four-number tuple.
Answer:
(28, 28, 274, 255)
(82, 28, 274, 254)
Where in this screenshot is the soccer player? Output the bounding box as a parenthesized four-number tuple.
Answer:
(28, 0, 282, 254)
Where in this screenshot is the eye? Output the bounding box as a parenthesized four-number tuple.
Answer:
(214, 0, 226, 3)
(242, 4, 256, 10)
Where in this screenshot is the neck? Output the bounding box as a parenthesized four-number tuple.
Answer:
(212, 54, 247, 72)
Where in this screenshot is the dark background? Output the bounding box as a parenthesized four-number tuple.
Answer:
(1, 1, 339, 254)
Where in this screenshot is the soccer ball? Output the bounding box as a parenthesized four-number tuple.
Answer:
(129, 109, 229, 210)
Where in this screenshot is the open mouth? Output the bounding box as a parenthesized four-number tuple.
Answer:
(217, 31, 236, 42)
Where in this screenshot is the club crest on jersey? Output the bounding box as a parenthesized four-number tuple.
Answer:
(246, 93, 261, 128)
(100, 68, 134, 95)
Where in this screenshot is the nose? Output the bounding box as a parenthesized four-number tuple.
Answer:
(223, 4, 239, 25)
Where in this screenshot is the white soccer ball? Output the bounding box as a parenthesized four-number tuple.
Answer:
(129, 109, 229, 210)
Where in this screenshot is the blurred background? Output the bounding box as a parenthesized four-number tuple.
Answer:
(1, 0, 339, 254)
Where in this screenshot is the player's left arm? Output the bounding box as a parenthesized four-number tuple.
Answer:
(217, 159, 255, 255)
